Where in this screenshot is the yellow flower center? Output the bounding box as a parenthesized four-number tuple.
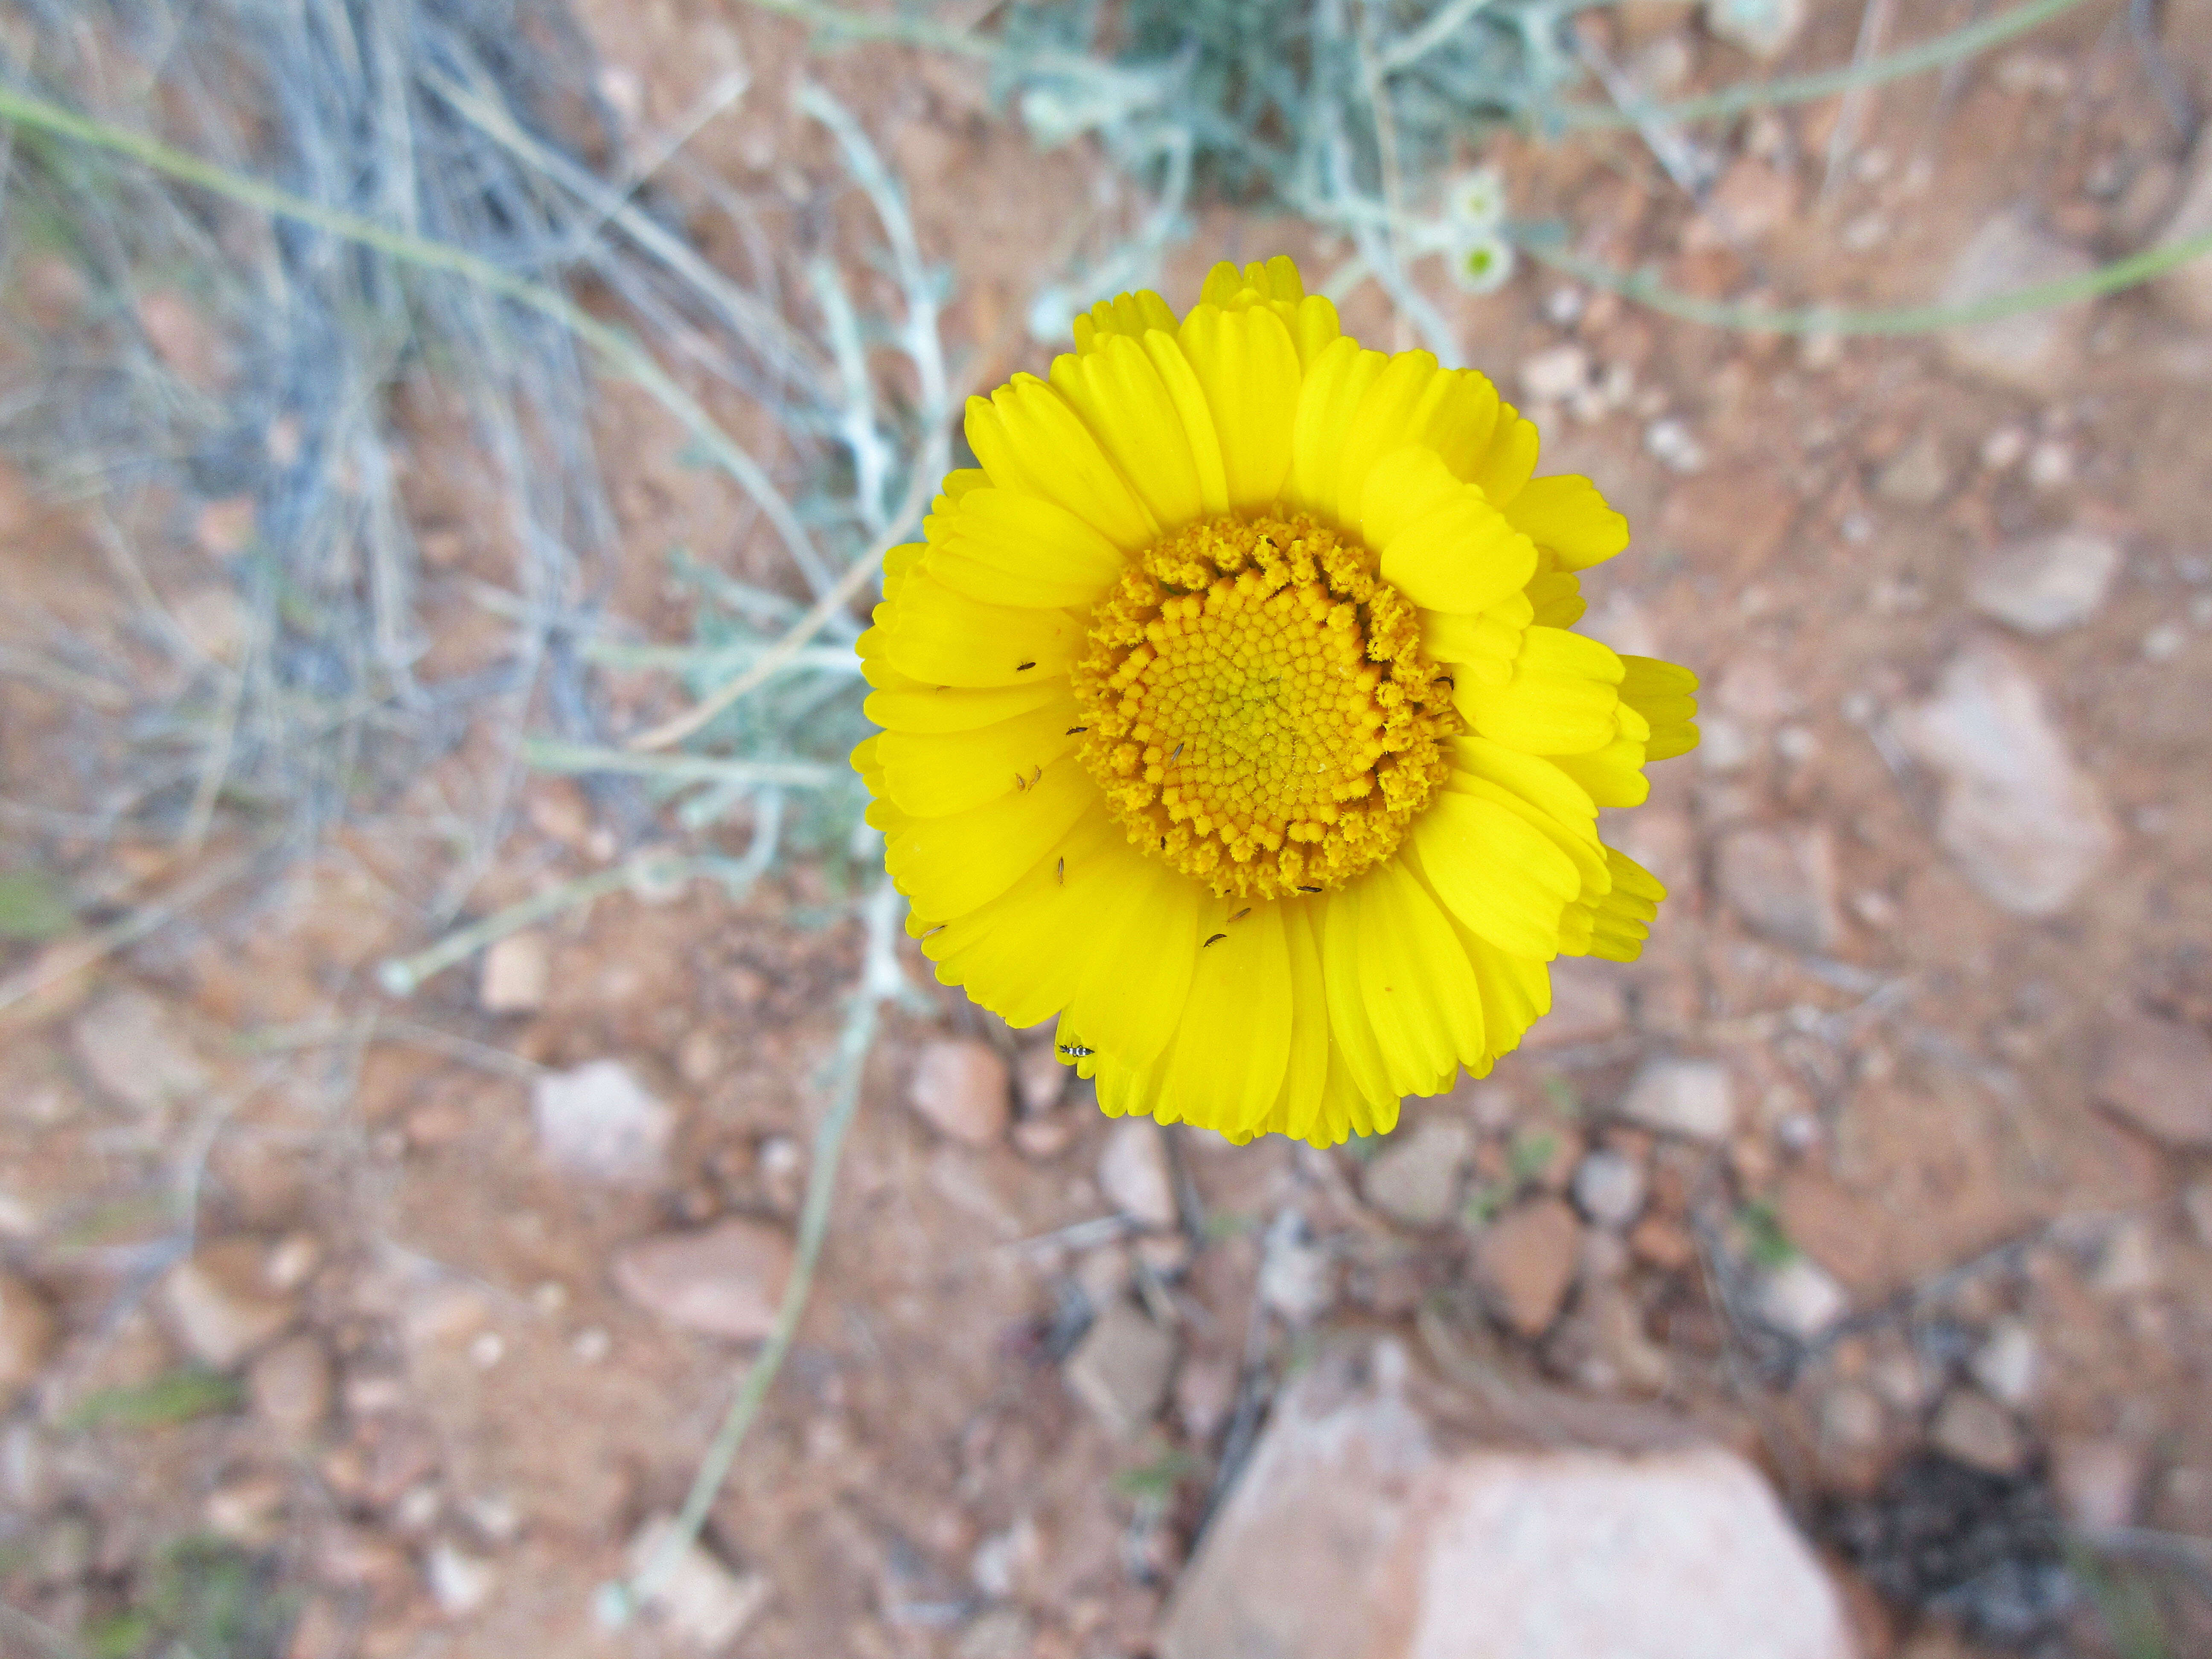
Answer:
(1070, 513, 1457, 901)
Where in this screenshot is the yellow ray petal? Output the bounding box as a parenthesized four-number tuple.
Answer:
(864, 679, 1064, 735)
(1407, 790, 1578, 958)
(1503, 474, 1631, 570)
(878, 571, 1083, 687)
(963, 376, 1157, 551)
(1072, 289, 1181, 354)
(1357, 859, 1485, 1092)
(1287, 336, 1388, 514)
(1176, 303, 1301, 511)
(1156, 902, 1295, 1136)
(887, 757, 1094, 922)
(876, 695, 1083, 818)
(1050, 335, 1205, 530)
(922, 488, 1128, 610)
(1362, 449, 1538, 614)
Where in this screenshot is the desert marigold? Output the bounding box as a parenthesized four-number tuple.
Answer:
(853, 256, 1699, 1147)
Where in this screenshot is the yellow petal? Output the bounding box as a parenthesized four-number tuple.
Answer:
(1049, 335, 1205, 529)
(1287, 337, 1388, 514)
(1356, 859, 1484, 1091)
(1408, 790, 1578, 958)
(876, 695, 1083, 818)
(1318, 881, 1396, 1106)
(1177, 304, 1301, 510)
(1141, 330, 1231, 516)
(922, 488, 1127, 610)
(879, 571, 1083, 687)
(1363, 450, 1538, 615)
(864, 679, 1064, 735)
(963, 376, 1157, 551)
(1469, 404, 1540, 504)
(1156, 903, 1294, 1136)
(1071, 289, 1181, 353)
(1503, 475, 1631, 570)
(887, 757, 1094, 921)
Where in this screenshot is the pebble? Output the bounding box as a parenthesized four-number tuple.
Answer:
(204, 1475, 287, 1548)
(1162, 1339, 1856, 1659)
(1930, 1389, 2026, 1475)
(162, 1238, 298, 1369)
(1644, 416, 1708, 474)
(1820, 1383, 1885, 1454)
(70, 988, 210, 1114)
(531, 1059, 675, 1185)
(1012, 1041, 1067, 1115)
(1473, 1198, 1581, 1338)
(1176, 1354, 1240, 1443)
(479, 930, 550, 1013)
(1361, 1121, 1471, 1228)
(611, 1218, 794, 1340)
(1968, 1318, 2037, 1407)
(626, 1517, 772, 1648)
(1571, 1149, 1647, 1229)
(1522, 958, 1629, 1050)
(427, 1542, 498, 1615)
(1752, 1257, 1848, 1341)
(1519, 343, 1591, 405)
(2151, 132, 2212, 326)
(1937, 212, 2094, 395)
(2094, 1013, 2212, 1150)
(1011, 1114, 1077, 1159)
(0, 1268, 58, 1401)
(1258, 1212, 1336, 1324)
(1703, 0, 1807, 59)
(2090, 1218, 2160, 1296)
(2050, 1437, 2142, 1532)
(1892, 642, 2116, 917)
(248, 1333, 334, 1446)
(1098, 1118, 1178, 1228)
(1715, 823, 1843, 953)
(1967, 531, 2121, 636)
(1063, 1298, 1177, 1438)
(1873, 433, 1951, 506)
(1615, 1059, 1736, 1143)
(908, 1040, 1011, 1147)
(1629, 1214, 1697, 1272)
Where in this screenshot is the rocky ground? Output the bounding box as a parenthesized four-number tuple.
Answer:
(3, 0, 2212, 1656)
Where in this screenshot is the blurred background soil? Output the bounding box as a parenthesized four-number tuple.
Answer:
(2, 0, 2211, 1655)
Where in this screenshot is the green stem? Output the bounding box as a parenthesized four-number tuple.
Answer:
(1516, 226, 2212, 336)
(1547, 0, 2102, 129)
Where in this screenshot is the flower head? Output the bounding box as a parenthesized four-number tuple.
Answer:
(855, 256, 1698, 1147)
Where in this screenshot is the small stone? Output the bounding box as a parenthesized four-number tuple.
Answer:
(1099, 1118, 1178, 1228)
(1258, 1212, 1336, 1324)
(611, 1219, 794, 1340)
(2151, 133, 2212, 326)
(204, 1476, 287, 1547)
(1644, 416, 1708, 474)
(2183, 1183, 2212, 1249)
(1716, 824, 1843, 953)
(163, 1238, 297, 1369)
(2050, 1437, 2142, 1532)
(1968, 1318, 2037, 1407)
(1571, 1148, 1648, 1229)
(957, 1608, 1035, 1659)
(1967, 531, 2122, 636)
(70, 987, 210, 1114)
(1361, 1121, 1471, 1228)
(0, 1268, 60, 1401)
(428, 1542, 497, 1615)
(627, 1517, 771, 1648)
(1616, 1059, 1736, 1143)
(2090, 1219, 2160, 1296)
(532, 1059, 674, 1184)
(249, 1333, 333, 1445)
(1473, 1197, 1581, 1337)
(479, 931, 550, 1013)
(1064, 1298, 1177, 1438)
(1012, 1042, 1067, 1115)
(1938, 213, 2094, 395)
(1162, 1341, 1857, 1659)
(2094, 1014, 2212, 1150)
(1892, 642, 2116, 917)
(1752, 1257, 1848, 1341)
(2143, 621, 2187, 661)
(1519, 343, 1591, 404)
(1176, 1354, 1239, 1442)
(1522, 958, 1629, 1050)
(908, 1040, 1011, 1147)
(1704, 0, 1806, 58)
(1874, 433, 1952, 506)
(1819, 1384, 1884, 1452)
(1930, 1389, 2026, 1475)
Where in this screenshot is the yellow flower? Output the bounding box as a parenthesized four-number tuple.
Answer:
(853, 256, 1698, 1147)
